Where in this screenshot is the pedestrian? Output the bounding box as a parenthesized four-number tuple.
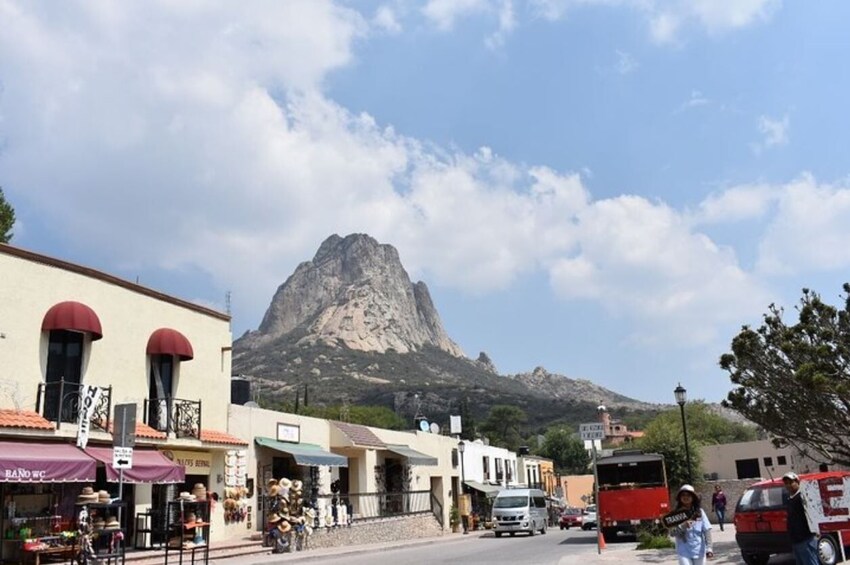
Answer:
(782, 472, 819, 565)
(710, 485, 727, 531)
(669, 484, 714, 565)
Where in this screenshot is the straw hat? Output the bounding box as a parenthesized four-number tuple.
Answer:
(277, 521, 292, 534)
(290, 480, 303, 492)
(104, 516, 120, 529)
(76, 486, 98, 505)
(92, 518, 106, 531)
(97, 490, 111, 503)
(267, 478, 278, 487)
(279, 478, 292, 489)
(268, 484, 281, 497)
(178, 492, 197, 502)
(268, 513, 283, 524)
(191, 483, 207, 501)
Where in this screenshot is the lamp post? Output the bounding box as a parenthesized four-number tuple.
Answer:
(458, 440, 468, 534)
(674, 383, 693, 484)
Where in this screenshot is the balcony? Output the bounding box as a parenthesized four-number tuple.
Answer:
(35, 380, 112, 431)
(143, 397, 201, 439)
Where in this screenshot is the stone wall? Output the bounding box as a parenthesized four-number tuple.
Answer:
(305, 513, 444, 550)
(672, 479, 758, 525)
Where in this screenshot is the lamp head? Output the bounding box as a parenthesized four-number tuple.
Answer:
(674, 383, 687, 406)
(458, 440, 465, 453)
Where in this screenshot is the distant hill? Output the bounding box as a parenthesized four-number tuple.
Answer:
(233, 233, 663, 432)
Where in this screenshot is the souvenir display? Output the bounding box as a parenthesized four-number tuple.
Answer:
(263, 476, 315, 553)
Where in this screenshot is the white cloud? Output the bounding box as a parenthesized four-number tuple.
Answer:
(485, 0, 517, 50)
(694, 183, 776, 224)
(674, 90, 710, 114)
(615, 50, 638, 74)
(422, 0, 489, 30)
(374, 5, 402, 34)
(758, 114, 790, 146)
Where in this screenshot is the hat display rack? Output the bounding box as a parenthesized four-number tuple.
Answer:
(163, 494, 211, 565)
(74, 485, 127, 564)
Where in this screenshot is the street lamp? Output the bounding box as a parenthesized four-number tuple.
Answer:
(458, 440, 468, 534)
(674, 383, 693, 484)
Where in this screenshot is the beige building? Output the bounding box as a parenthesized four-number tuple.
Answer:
(701, 439, 834, 480)
(559, 474, 594, 508)
(0, 243, 246, 548)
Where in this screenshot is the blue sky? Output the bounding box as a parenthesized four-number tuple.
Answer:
(3, 0, 850, 404)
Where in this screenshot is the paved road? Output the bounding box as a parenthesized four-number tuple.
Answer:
(239, 524, 797, 565)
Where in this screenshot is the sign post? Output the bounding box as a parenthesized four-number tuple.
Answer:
(113, 404, 137, 526)
(579, 423, 605, 553)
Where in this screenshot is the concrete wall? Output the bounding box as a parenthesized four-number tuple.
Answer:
(560, 475, 594, 508)
(700, 439, 832, 481)
(299, 514, 443, 550)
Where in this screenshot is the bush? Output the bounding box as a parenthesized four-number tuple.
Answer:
(635, 526, 674, 550)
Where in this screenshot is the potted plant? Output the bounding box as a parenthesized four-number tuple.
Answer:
(450, 504, 460, 533)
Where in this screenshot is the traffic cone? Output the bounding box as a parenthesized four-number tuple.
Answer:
(597, 530, 606, 550)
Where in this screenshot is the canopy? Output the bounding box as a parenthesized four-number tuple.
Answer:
(0, 441, 97, 482)
(384, 444, 438, 466)
(255, 437, 348, 467)
(84, 446, 185, 483)
(146, 328, 194, 361)
(42, 301, 103, 340)
(464, 480, 502, 497)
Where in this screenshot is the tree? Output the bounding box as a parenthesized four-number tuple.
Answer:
(0, 187, 15, 243)
(638, 401, 756, 487)
(480, 405, 527, 450)
(458, 396, 477, 440)
(536, 427, 590, 474)
(721, 285, 850, 465)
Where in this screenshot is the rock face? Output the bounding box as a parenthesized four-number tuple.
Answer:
(238, 234, 463, 356)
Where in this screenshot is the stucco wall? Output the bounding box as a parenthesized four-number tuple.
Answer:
(0, 249, 231, 428)
(700, 439, 832, 481)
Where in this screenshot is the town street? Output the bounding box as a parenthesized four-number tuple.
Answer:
(241, 524, 797, 565)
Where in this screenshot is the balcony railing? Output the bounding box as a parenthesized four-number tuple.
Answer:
(143, 397, 201, 439)
(35, 380, 112, 431)
(315, 490, 433, 523)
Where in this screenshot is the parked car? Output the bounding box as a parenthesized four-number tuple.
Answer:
(559, 507, 583, 530)
(581, 505, 597, 531)
(735, 471, 850, 565)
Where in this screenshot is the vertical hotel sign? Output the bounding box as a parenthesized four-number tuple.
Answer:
(77, 385, 102, 449)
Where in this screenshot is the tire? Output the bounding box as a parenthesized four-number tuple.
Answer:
(602, 528, 617, 543)
(529, 523, 536, 537)
(560, 525, 565, 530)
(741, 552, 770, 565)
(818, 534, 839, 565)
(494, 532, 502, 538)
(541, 523, 547, 535)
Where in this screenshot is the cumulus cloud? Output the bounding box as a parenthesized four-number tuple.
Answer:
(758, 113, 790, 146)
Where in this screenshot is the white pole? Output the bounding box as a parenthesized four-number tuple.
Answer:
(592, 441, 600, 554)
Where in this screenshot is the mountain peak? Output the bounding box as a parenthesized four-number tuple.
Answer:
(239, 233, 463, 357)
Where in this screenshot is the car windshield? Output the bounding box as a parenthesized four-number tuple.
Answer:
(494, 496, 528, 508)
(562, 508, 582, 516)
(737, 486, 787, 512)
(585, 505, 596, 513)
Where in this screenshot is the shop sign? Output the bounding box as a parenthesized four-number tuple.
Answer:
(276, 423, 300, 443)
(161, 450, 212, 475)
(4, 468, 48, 480)
(76, 385, 103, 449)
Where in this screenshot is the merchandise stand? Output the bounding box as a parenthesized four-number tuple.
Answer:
(163, 500, 210, 565)
(73, 501, 127, 565)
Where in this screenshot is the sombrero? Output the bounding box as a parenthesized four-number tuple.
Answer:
(104, 516, 120, 529)
(290, 480, 303, 491)
(268, 513, 283, 524)
(76, 486, 98, 505)
(279, 478, 292, 489)
(178, 492, 197, 502)
(277, 520, 292, 534)
(97, 490, 111, 503)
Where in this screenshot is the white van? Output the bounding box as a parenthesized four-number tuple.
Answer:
(492, 488, 548, 537)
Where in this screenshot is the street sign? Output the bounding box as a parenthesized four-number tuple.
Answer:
(113, 403, 137, 448)
(579, 422, 605, 441)
(113, 446, 133, 469)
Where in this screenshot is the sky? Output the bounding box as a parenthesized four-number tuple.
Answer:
(3, 0, 850, 404)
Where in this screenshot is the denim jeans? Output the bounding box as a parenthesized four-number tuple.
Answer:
(791, 536, 819, 565)
(715, 507, 725, 529)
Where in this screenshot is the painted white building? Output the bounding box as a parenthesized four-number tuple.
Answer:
(459, 439, 518, 497)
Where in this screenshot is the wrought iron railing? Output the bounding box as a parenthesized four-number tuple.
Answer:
(314, 490, 432, 522)
(143, 397, 201, 439)
(35, 380, 112, 431)
(430, 492, 444, 528)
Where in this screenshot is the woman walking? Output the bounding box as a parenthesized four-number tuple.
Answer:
(711, 485, 727, 531)
(669, 484, 714, 565)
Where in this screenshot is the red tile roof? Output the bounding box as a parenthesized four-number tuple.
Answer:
(333, 422, 386, 448)
(104, 420, 167, 440)
(200, 429, 247, 446)
(0, 409, 54, 430)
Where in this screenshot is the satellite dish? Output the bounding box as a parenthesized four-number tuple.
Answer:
(419, 419, 431, 432)
(430, 422, 440, 434)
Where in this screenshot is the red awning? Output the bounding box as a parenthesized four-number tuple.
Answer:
(146, 328, 194, 361)
(42, 301, 103, 340)
(84, 446, 185, 484)
(0, 441, 97, 482)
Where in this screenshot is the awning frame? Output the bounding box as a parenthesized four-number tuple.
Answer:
(255, 437, 348, 468)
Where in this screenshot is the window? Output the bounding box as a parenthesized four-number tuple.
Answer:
(763, 457, 773, 467)
(44, 330, 84, 422)
(483, 456, 490, 480)
(777, 455, 787, 465)
(148, 354, 175, 431)
(495, 458, 504, 480)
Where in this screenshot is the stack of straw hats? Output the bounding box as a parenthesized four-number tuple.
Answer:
(191, 483, 207, 501)
(104, 516, 120, 529)
(76, 487, 98, 505)
(177, 491, 197, 502)
(97, 490, 111, 504)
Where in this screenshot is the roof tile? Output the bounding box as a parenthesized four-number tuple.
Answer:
(334, 422, 386, 448)
(200, 429, 248, 446)
(0, 409, 54, 430)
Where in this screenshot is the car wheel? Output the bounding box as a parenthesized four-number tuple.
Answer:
(560, 525, 565, 530)
(818, 534, 839, 565)
(741, 552, 770, 565)
(494, 532, 502, 538)
(541, 523, 547, 535)
(529, 523, 536, 536)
